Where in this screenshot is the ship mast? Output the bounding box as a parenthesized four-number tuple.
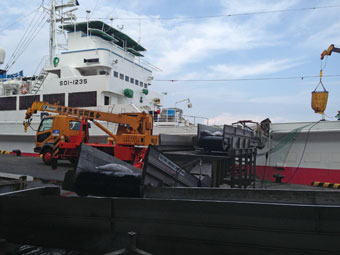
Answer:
(47, 0, 78, 66)
(49, 0, 56, 66)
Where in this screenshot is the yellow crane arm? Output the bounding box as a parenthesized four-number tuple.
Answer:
(24, 101, 153, 135)
(321, 44, 340, 59)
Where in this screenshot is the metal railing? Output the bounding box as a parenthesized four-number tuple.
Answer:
(183, 115, 209, 125)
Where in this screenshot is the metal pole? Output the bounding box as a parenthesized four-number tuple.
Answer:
(49, 0, 56, 65)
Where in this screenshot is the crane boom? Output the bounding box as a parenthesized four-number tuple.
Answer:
(321, 44, 340, 59)
(24, 101, 153, 136)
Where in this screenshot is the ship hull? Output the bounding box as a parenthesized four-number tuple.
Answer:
(256, 165, 340, 185)
(257, 120, 340, 185)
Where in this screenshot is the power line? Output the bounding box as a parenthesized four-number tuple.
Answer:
(105, 0, 121, 19)
(89, 0, 101, 19)
(86, 3, 340, 21)
(0, 7, 40, 33)
(154, 74, 340, 83)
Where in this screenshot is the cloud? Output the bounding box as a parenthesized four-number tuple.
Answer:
(248, 94, 308, 105)
(209, 112, 284, 125)
(114, 0, 302, 77)
(210, 58, 304, 78)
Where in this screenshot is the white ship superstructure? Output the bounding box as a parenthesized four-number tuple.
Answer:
(0, 1, 197, 153)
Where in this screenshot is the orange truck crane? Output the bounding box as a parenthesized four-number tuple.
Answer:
(24, 101, 158, 169)
(321, 44, 340, 59)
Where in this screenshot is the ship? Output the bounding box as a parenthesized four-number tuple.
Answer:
(255, 45, 340, 186)
(0, 0, 197, 153)
(256, 119, 340, 186)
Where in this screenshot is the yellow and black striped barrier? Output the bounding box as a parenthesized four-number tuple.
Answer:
(312, 181, 340, 189)
(52, 137, 62, 169)
(0, 150, 10, 155)
(53, 137, 61, 158)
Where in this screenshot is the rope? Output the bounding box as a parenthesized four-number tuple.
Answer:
(5, 8, 48, 71)
(154, 74, 340, 83)
(283, 120, 322, 184)
(86, 4, 340, 21)
(5, 7, 43, 70)
(0, 7, 40, 33)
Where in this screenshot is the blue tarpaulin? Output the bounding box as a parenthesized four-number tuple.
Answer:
(0, 70, 23, 80)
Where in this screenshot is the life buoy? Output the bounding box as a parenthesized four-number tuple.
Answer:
(20, 83, 29, 94)
(53, 57, 60, 67)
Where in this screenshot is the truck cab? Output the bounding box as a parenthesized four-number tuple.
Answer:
(35, 115, 88, 165)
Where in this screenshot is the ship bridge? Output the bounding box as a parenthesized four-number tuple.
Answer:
(61, 21, 146, 57)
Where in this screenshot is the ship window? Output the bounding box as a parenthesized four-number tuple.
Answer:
(104, 96, 110, 105)
(43, 93, 65, 106)
(135, 79, 139, 86)
(120, 73, 124, 80)
(0, 96, 16, 111)
(99, 70, 108, 75)
(125, 75, 129, 82)
(114, 71, 118, 78)
(144, 83, 147, 88)
(19, 95, 40, 110)
(130, 78, 134, 84)
(140, 81, 143, 87)
(38, 118, 53, 132)
(69, 91, 97, 107)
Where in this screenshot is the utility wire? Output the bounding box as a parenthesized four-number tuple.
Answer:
(5, 7, 43, 71)
(5, 8, 48, 71)
(89, 0, 101, 19)
(283, 120, 322, 184)
(154, 74, 340, 83)
(0, 7, 40, 33)
(105, 0, 121, 19)
(85, 4, 340, 21)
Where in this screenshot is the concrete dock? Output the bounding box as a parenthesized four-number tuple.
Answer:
(0, 154, 71, 183)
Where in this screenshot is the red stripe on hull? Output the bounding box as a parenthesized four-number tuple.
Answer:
(256, 165, 340, 185)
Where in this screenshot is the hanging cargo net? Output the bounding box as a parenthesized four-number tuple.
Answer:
(259, 124, 310, 159)
(258, 123, 313, 187)
(267, 124, 310, 165)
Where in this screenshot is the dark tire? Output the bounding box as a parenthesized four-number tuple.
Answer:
(69, 158, 77, 165)
(51, 158, 58, 169)
(42, 147, 53, 165)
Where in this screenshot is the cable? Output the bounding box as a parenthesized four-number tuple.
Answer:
(105, 0, 121, 19)
(0, 7, 40, 34)
(283, 120, 321, 184)
(5, 8, 48, 71)
(12, 15, 48, 68)
(89, 0, 101, 19)
(83, 4, 340, 21)
(154, 74, 340, 83)
(5, 8, 43, 70)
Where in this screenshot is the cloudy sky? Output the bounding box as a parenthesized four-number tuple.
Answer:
(1, 0, 340, 124)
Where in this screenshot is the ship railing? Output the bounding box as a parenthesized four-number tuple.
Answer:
(30, 55, 49, 94)
(154, 112, 208, 126)
(138, 58, 162, 72)
(183, 115, 209, 125)
(32, 55, 49, 78)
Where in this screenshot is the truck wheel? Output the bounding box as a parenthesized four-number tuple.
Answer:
(51, 158, 58, 170)
(42, 148, 53, 165)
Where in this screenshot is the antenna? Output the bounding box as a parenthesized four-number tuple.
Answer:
(86, 10, 91, 36)
(86, 9, 91, 20)
(138, 18, 141, 44)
